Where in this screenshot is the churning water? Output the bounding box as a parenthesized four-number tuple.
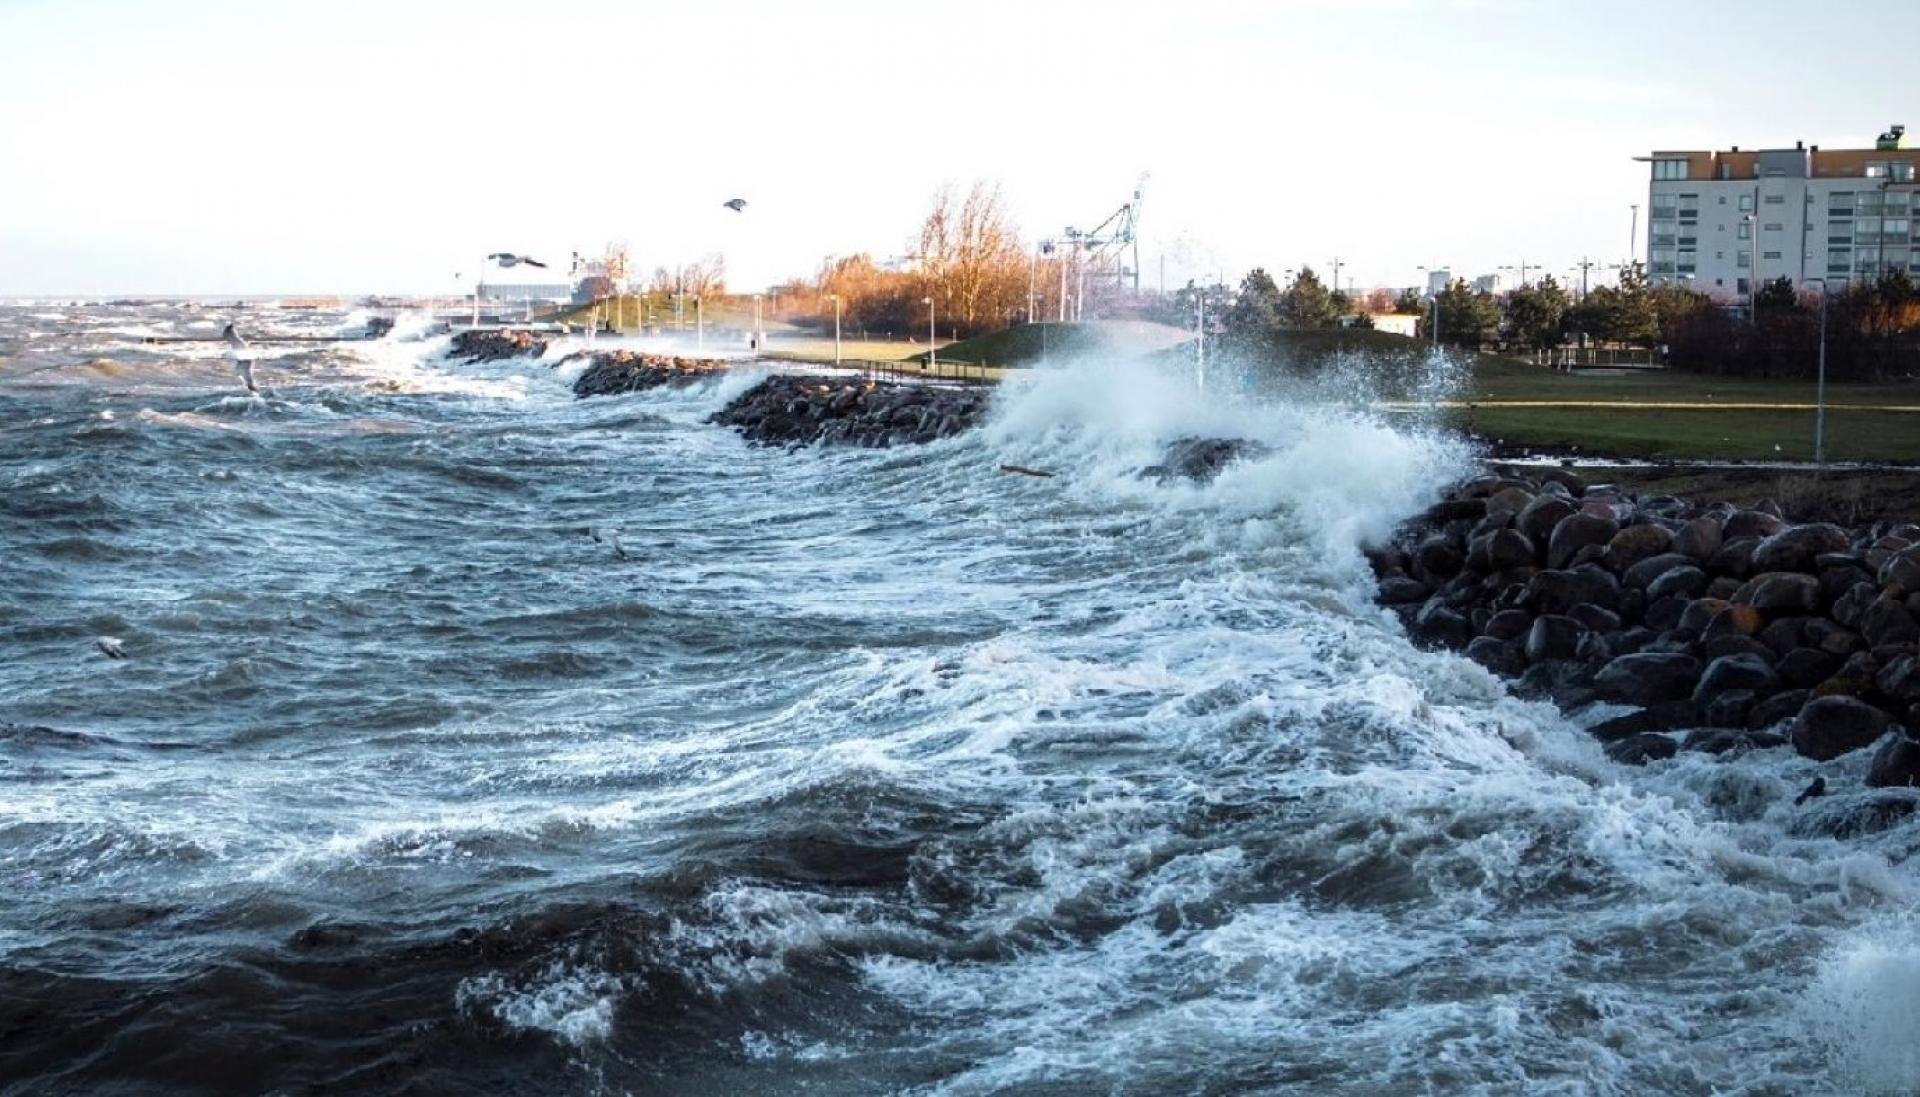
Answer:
(2, 303, 1918, 1095)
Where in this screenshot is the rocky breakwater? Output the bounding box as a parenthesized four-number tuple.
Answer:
(709, 375, 989, 448)
(570, 351, 730, 397)
(1369, 469, 1920, 800)
(449, 329, 547, 363)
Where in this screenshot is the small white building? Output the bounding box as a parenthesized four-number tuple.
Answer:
(1369, 314, 1420, 338)
(1643, 124, 1918, 304)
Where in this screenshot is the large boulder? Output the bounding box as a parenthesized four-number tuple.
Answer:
(1516, 496, 1576, 545)
(1606, 733, 1679, 766)
(1647, 565, 1709, 601)
(1602, 524, 1676, 573)
(1526, 615, 1586, 663)
(1860, 597, 1920, 647)
(1866, 735, 1920, 788)
(1732, 572, 1823, 616)
(1707, 537, 1762, 578)
(1672, 516, 1725, 563)
(1526, 567, 1623, 615)
(1622, 552, 1695, 591)
(1790, 696, 1899, 761)
(1723, 509, 1787, 541)
(1465, 636, 1526, 677)
(1486, 529, 1537, 572)
(1880, 545, 1920, 592)
(1413, 601, 1473, 649)
(1547, 512, 1620, 570)
(1750, 524, 1851, 575)
(1594, 653, 1703, 705)
(1692, 653, 1781, 706)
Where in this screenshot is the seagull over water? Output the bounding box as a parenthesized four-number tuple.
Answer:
(487, 252, 549, 269)
(222, 323, 260, 395)
(96, 637, 127, 660)
(723, 198, 747, 212)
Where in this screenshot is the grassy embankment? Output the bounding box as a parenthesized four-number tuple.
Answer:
(1458, 354, 1920, 463)
(545, 302, 1920, 462)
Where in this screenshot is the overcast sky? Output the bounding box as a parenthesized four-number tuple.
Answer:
(1, 0, 1912, 296)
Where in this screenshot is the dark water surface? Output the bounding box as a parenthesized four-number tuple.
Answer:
(1, 303, 1915, 1095)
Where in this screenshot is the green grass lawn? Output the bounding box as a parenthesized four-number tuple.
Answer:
(1456, 405, 1920, 462)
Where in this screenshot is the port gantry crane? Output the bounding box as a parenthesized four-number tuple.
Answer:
(1039, 174, 1148, 322)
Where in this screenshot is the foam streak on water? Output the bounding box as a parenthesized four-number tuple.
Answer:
(0, 303, 1914, 1095)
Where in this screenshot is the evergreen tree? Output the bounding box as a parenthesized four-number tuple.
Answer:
(1223, 268, 1283, 341)
(1280, 266, 1339, 328)
(1504, 276, 1571, 351)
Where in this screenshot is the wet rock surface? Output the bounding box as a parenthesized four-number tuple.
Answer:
(709, 375, 990, 448)
(1369, 466, 1917, 805)
(449, 328, 547, 363)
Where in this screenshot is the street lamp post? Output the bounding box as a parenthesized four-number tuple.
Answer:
(695, 296, 704, 351)
(1195, 288, 1206, 392)
(827, 294, 843, 364)
(923, 296, 936, 373)
(1815, 279, 1829, 463)
(1744, 213, 1760, 324)
(753, 293, 763, 352)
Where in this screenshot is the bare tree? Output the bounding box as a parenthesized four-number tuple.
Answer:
(915, 181, 1027, 332)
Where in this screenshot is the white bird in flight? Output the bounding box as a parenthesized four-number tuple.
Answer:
(222, 323, 260, 395)
(723, 198, 748, 212)
(488, 252, 549, 269)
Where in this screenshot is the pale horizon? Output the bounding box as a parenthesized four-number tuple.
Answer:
(2, 0, 1912, 297)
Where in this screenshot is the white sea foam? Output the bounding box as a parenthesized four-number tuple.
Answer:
(456, 963, 626, 1046)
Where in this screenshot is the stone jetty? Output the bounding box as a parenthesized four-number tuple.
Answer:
(709, 375, 989, 448)
(449, 329, 547, 363)
(570, 350, 730, 397)
(1368, 467, 1920, 797)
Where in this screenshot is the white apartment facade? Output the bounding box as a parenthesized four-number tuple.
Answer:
(1644, 125, 1918, 302)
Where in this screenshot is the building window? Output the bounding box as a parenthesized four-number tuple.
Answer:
(1737, 278, 1750, 294)
(1738, 222, 1752, 240)
(1653, 159, 1689, 180)
(1829, 249, 1852, 272)
(1829, 222, 1853, 243)
(1866, 161, 1889, 178)
(1885, 218, 1911, 238)
(1856, 247, 1882, 271)
(1763, 223, 1783, 232)
(1739, 194, 1755, 211)
(1829, 193, 1854, 216)
(1857, 193, 1886, 215)
(1763, 251, 1783, 260)
(1764, 194, 1786, 204)
(1885, 191, 1912, 212)
(1737, 251, 1751, 268)
(1894, 162, 1917, 183)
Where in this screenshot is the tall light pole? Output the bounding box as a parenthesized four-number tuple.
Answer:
(753, 293, 763, 352)
(827, 294, 843, 364)
(1027, 246, 1039, 323)
(1814, 278, 1829, 463)
(1330, 257, 1343, 300)
(1629, 204, 1640, 264)
(1744, 212, 1760, 325)
(923, 296, 936, 372)
(1195, 286, 1206, 392)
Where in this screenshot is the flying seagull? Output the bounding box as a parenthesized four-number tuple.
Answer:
(590, 527, 629, 560)
(723, 198, 747, 212)
(222, 323, 260, 395)
(96, 637, 128, 660)
(488, 252, 549, 269)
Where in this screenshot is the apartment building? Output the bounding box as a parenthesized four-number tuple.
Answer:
(1643, 124, 1918, 301)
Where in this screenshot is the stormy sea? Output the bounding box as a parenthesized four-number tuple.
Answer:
(2, 302, 1916, 1096)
